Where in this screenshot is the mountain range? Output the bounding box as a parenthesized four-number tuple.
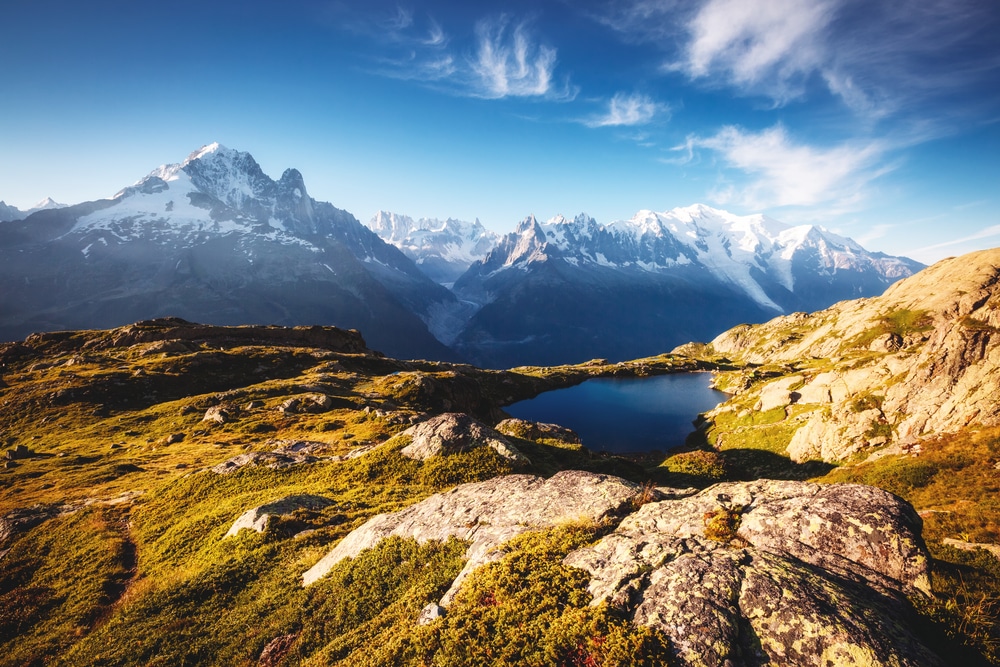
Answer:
(0, 144, 458, 361)
(0, 144, 922, 366)
(447, 207, 922, 366)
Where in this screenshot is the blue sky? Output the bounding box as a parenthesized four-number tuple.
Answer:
(1, 0, 998, 263)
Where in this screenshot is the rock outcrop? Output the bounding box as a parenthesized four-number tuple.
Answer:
(707, 248, 1000, 462)
(301, 473, 941, 665)
(225, 494, 334, 538)
(301, 471, 643, 602)
(398, 413, 527, 463)
(494, 418, 582, 445)
(564, 480, 939, 667)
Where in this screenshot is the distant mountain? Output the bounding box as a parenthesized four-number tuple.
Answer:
(0, 197, 70, 222)
(27, 197, 67, 213)
(451, 205, 923, 367)
(0, 144, 458, 361)
(367, 211, 500, 284)
(0, 201, 21, 222)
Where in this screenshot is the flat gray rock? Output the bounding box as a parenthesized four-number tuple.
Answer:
(301, 470, 641, 602)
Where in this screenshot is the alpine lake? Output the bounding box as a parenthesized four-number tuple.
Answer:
(505, 372, 728, 454)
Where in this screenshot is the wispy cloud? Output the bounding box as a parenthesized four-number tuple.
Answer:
(422, 19, 447, 47)
(913, 224, 1000, 254)
(673, 0, 834, 104)
(689, 124, 889, 209)
(333, 8, 574, 101)
(592, 0, 1000, 119)
(585, 92, 665, 127)
(469, 16, 571, 100)
(383, 6, 414, 33)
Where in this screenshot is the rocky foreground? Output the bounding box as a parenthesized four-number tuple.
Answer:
(297, 469, 938, 666)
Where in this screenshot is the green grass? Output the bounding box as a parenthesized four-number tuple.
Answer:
(850, 308, 934, 349)
(335, 523, 673, 667)
(5, 320, 1000, 665)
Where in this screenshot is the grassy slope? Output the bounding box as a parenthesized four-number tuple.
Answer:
(2, 321, 997, 664)
(0, 325, 706, 666)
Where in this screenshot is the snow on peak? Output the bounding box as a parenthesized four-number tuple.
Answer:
(29, 197, 67, 211)
(482, 204, 919, 311)
(366, 210, 501, 283)
(185, 142, 225, 163)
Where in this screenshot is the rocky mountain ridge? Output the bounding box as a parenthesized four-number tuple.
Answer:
(700, 247, 1000, 463)
(0, 197, 67, 222)
(442, 205, 920, 367)
(462, 205, 919, 312)
(366, 211, 499, 285)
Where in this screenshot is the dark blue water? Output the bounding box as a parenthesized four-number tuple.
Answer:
(505, 373, 727, 453)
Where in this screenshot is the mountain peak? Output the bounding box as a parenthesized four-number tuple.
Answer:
(29, 197, 66, 211)
(184, 142, 226, 163)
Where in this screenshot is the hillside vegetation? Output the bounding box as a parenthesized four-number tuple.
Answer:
(3, 248, 1000, 666)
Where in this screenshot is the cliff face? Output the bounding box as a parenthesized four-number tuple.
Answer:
(706, 248, 1000, 462)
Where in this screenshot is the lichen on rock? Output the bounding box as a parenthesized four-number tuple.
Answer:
(564, 479, 940, 667)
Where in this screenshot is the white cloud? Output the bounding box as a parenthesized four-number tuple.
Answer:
(678, 0, 834, 101)
(914, 224, 1000, 253)
(343, 10, 574, 101)
(593, 0, 1000, 119)
(692, 125, 888, 209)
(585, 92, 665, 127)
(384, 6, 414, 33)
(470, 16, 570, 99)
(423, 19, 447, 47)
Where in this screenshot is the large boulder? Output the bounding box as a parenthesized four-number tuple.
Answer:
(301, 471, 643, 605)
(225, 494, 334, 538)
(564, 479, 939, 667)
(399, 413, 527, 463)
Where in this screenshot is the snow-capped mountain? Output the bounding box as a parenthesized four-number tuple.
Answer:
(0, 197, 66, 222)
(367, 211, 500, 284)
(450, 205, 923, 367)
(28, 197, 67, 213)
(0, 144, 458, 360)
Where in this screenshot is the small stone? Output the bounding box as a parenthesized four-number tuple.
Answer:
(245, 400, 264, 410)
(418, 603, 445, 625)
(165, 433, 185, 445)
(225, 494, 334, 537)
(203, 406, 232, 424)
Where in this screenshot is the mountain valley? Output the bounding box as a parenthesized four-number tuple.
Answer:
(2, 246, 999, 665)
